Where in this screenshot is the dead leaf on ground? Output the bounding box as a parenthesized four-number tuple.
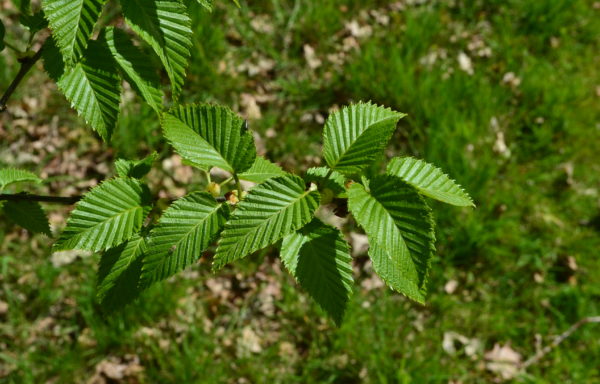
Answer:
(484, 343, 522, 381)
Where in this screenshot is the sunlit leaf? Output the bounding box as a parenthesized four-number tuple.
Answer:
(162, 104, 256, 173)
(387, 157, 474, 207)
(121, 0, 192, 98)
(347, 175, 435, 302)
(142, 192, 229, 287)
(54, 178, 152, 252)
(323, 102, 405, 175)
(213, 175, 320, 270)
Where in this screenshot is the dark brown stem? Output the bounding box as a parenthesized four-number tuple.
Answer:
(0, 193, 81, 205)
(0, 193, 227, 205)
(0, 44, 45, 112)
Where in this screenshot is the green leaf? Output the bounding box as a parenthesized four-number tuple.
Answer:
(20, 10, 48, 34)
(97, 234, 146, 310)
(103, 27, 164, 112)
(347, 175, 435, 302)
(387, 157, 474, 207)
(54, 39, 122, 140)
(304, 167, 346, 196)
(323, 102, 405, 176)
(141, 192, 229, 287)
(238, 156, 285, 183)
(213, 175, 320, 270)
(0, 20, 5, 52)
(0, 168, 41, 190)
(42, 0, 107, 64)
(121, 0, 192, 98)
(162, 104, 257, 173)
(115, 152, 158, 179)
(14, 0, 32, 13)
(42, 37, 65, 80)
(281, 219, 353, 325)
(54, 178, 152, 252)
(196, 0, 214, 11)
(3, 201, 52, 236)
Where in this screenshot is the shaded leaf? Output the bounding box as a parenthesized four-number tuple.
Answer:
(20, 10, 48, 34)
(304, 167, 346, 196)
(42, 37, 65, 80)
(97, 235, 146, 310)
(0, 20, 5, 52)
(281, 219, 353, 325)
(213, 175, 320, 270)
(3, 200, 51, 235)
(115, 152, 157, 179)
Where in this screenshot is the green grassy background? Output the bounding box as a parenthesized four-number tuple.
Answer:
(1, 0, 600, 382)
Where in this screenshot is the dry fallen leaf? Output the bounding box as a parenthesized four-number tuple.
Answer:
(484, 343, 522, 380)
(442, 331, 482, 358)
(237, 326, 262, 357)
(502, 72, 521, 88)
(240, 93, 262, 120)
(444, 279, 459, 294)
(345, 20, 372, 38)
(303, 44, 322, 70)
(51, 250, 92, 268)
(493, 131, 511, 158)
(458, 52, 474, 75)
(0, 300, 8, 316)
(88, 355, 144, 384)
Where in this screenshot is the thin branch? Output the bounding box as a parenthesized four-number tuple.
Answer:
(0, 193, 227, 205)
(0, 42, 45, 112)
(522, 316, 600, 369)
(219, 176, 233, 187)
(203, 168, 212, 184)
(3, 40, 23, 54)
(0, 193, 81, 205)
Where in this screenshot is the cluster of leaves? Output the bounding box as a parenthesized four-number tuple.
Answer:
(51, 102, 473, 324)
(1, 1, 473, 324)
(3, 0, 231, 140)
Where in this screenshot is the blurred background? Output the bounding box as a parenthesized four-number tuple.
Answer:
(1, 0, 599, 382)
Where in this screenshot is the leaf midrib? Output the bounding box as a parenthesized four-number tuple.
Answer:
(125, 0, 172, 74)
(224, 188, 316, 257)
(121, 237, 145, 270)
(153, 203, 223, 255)
(168, 113, 235, 172)
(329, 114, 400, 169)
(68, 205, 142, 239)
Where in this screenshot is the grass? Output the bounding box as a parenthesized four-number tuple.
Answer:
(1, 0, 600, 382)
